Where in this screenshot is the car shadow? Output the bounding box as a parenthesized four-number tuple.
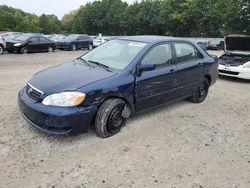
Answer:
(25, 99, 191, 143)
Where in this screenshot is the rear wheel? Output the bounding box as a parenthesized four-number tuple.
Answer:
(48, 46, 54, 53)
(191, 77, 209, 103)
(0, 45, 4, 55)
(20, 47, 28, 54)
(95, 98, 126, 138)
(88, 44, 93, 50)
(71, 44, 76, 51)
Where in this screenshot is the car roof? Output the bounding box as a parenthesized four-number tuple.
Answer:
(117, 35, 187, 43)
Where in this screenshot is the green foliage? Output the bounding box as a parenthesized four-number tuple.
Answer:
(0, 5, 61, 34)
(0, 0, 249, 36)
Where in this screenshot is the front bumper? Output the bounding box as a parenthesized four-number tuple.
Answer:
(18, 88, 97, 136)
(218, 64, 250, 80)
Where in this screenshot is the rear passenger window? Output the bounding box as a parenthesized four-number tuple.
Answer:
(142, 43, 172, 68)
(174, 43, 202, 63)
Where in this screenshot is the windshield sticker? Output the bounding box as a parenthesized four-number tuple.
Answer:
(128, 42, 146, 48)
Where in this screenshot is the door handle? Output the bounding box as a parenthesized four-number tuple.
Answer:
(170, 69, 175, 73)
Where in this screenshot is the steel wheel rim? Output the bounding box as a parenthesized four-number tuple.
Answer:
(198, 82, 207, 98)
(107, 105, 124, 133)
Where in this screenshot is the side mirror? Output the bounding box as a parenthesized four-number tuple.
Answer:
(138, 64, 156, 74)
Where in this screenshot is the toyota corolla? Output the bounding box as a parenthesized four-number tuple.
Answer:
(18, 36, 218, 138)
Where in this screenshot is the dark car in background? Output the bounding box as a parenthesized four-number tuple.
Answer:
(18, 36, 218, 138)
(6, 34, 56, 54)
(56, 34, 93, 51)
(206, 40, 224, 50)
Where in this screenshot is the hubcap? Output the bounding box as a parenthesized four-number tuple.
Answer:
(89, 44, 93, 50)
(107, 105, 124, 133)
(0, 46, 3, 54)
(48, 47, 53, 52)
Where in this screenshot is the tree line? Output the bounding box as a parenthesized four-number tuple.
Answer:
(0, 0, 249, 37)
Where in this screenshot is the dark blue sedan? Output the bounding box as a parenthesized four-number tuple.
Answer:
(18, 36, 218, 138)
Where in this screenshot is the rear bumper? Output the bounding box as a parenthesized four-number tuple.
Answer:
(18, 88, 97, 136)
(218, 64, 250, 80)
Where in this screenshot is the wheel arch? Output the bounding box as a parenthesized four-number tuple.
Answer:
(98, 95, 133, 118)
(204, 74, 211, 85)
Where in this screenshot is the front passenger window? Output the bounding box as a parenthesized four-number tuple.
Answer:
(141, 43, 172, 68)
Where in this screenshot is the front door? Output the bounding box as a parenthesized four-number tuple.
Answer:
(27, 37, 40, 52)
(135, 43, 177, 112)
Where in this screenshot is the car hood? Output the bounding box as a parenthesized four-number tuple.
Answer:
(225, 35, 250, 55)
(29, 60, 117, 95)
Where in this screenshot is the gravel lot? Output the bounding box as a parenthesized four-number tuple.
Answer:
(0, 50, 249, 188)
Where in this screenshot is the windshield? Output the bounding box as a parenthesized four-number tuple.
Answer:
(4, 34, 22, 40)
(14, 35, 31, 41)
(66, 34, 79, 40)
(81, 39, 147, 70)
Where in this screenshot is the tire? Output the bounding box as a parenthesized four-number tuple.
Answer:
(20, 47, 28, 54)
(71, 44, 76, 51)
(191, 77, 209, 103)
(95, 98, 126, 138)
(48, 46, 54, 53)
(0, 45, 4, 55)
(88, 44, 93, 50)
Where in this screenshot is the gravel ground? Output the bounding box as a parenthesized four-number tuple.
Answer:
(0, 50, 249, 188)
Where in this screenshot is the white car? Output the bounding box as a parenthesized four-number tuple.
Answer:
(0, 37, 6, 55)
(93, 37, 107, 47)
(218, 35, 250, 80)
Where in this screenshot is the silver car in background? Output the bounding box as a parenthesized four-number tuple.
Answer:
(0, 37, 6, 55)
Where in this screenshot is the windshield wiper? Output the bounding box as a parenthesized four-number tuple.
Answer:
(75, 57, 94, 68)
(88, 60, 112, 72)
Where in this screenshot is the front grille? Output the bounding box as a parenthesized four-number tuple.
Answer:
(6, 42, 14, 48)
(26, 83, 43, 101)
(219, 70, 239, 75)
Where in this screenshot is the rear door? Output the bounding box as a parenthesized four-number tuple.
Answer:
(173, 42, 204, 97)
(135, 43, 178, 112)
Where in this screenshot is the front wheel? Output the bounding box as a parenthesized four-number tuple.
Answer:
(191, 78, 209, 103)
(20, 47, 28, 54)
(95, 99, 126, 138)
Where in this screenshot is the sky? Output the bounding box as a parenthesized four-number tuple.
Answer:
(0, 0, 137, 19)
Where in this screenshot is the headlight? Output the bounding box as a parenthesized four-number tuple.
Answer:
(14, 43, 22, 47)
(42, 92, 85, 107)
(242, 61, 250, 68)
